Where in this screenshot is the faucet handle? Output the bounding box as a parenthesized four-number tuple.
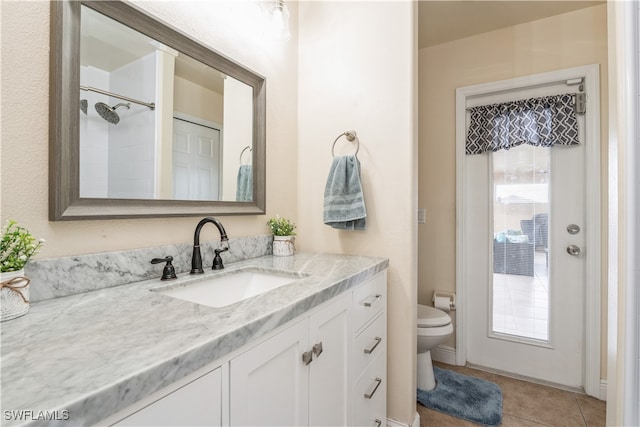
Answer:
(151, 256, 177, 280)
(212, 247, 229, 270)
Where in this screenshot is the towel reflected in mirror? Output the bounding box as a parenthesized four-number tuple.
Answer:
(236, 164, 253, 202)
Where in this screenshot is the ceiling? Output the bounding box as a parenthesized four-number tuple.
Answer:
(418, 0, 605, 49)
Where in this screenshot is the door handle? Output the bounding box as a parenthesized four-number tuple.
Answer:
(567, 244, 581, 256)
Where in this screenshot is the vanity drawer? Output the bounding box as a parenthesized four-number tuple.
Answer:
(354, 352, 386, 427)
(353, 272, 386, 333)
(354, 312, 386, 375)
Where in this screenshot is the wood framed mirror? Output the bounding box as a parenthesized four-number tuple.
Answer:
(49, 0, 266, 220)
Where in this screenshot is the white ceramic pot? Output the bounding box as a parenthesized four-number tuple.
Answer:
(273, 235, 295, 257)
(0, 269, 30, 321)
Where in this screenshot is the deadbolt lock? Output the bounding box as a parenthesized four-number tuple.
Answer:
(567, 224, 581, 235)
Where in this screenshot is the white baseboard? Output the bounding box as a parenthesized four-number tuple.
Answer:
(387, 412, 420, 427)
(431, 345, 457, 365)
(412, 412, 420, 427)
(599, 379, 607, 401)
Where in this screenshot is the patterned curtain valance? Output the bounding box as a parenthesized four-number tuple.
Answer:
(465, 94, 579, 155)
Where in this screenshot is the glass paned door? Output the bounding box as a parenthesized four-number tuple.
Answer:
(492, 145, 550, 342)
(462, 67, 599, 390)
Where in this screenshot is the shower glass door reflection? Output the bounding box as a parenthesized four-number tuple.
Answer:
(492, 144, 550, 342)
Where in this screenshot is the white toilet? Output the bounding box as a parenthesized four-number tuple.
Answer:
(417, 303, 453, 391)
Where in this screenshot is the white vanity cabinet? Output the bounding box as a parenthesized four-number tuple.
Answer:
(103, 270, 387, 427)
(229, 292, 351, 426)
(229, 271, 387, 427)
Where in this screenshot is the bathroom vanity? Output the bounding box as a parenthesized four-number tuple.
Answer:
(0, 252, 387, 427)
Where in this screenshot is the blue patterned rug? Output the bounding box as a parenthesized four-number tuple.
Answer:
(417, 367, 503, 426)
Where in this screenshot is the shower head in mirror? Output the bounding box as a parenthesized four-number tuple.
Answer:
(94, 102, 130, 125)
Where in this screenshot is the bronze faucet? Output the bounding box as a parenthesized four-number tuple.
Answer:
(191, 217, 229, 273)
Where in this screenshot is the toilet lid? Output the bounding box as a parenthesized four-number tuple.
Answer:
(417, 304, 451, 327)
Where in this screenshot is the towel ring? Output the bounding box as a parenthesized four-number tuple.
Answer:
(239, 146, 252, 165)
(332, 131, 359, 158)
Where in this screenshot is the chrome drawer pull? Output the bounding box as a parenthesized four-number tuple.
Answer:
(364, 377, 382, 399)
(364, 294, 382, 307)
(364, 337, 382, 354)
(313, 341, 323, 357)
(374, 419, 382, 427)
(302, 350, 313, 366)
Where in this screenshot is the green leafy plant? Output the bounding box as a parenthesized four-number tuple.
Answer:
(267, 215, 296, 236)
(0, 220, 44, 272)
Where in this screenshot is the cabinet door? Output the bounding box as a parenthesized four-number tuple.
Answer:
(309, 293, 351, 426)
(113, 368, 222, 427)
(230, 319, 309, 427)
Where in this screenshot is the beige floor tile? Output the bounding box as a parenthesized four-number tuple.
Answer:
(492, 375, 586, 426)
(576, 394, 606, 427)
(500, 413, 551, 426)
(418, 402, 477, 427)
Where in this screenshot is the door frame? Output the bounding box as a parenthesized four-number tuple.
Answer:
(454, 64, 602, 397)
(606, 0, 640, 422)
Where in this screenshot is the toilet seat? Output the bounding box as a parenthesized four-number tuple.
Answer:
(417, 304, 451, 328)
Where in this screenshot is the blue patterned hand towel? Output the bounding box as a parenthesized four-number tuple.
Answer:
(236, 164, 253, 201)
(323, 155, 366, 230)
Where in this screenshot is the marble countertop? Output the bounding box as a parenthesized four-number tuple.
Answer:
(0, 252, 387, 427)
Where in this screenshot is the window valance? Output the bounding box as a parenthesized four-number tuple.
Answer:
(466, 94, 579, 155)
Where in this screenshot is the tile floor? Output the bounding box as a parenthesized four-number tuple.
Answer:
(419, 362, 606, 427)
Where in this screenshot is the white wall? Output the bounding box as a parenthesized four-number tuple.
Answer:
(297, 2, 417, 424)
(79, 66, 109, 198)
(222, 76, 253, 201)
(108, 52, 157, 199)
(156, 46, 178, 200)
(0, 0, 299, 258)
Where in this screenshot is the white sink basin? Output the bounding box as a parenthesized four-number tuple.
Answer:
(152, 269, 304, 308)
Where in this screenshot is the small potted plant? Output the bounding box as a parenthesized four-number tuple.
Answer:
(0, 220, 44, 321)
(267, 215, 296, 256)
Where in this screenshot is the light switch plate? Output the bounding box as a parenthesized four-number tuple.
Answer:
(418, 208, 426, 224)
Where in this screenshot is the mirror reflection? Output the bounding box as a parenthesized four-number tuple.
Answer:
(79, 5, 253, 202)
